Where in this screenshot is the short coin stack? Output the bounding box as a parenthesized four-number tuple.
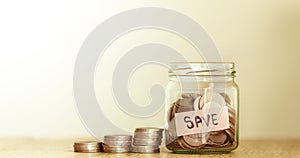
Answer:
(132, 127, 164, 153)
(102, 135, 132, 153)
(73, 141, 102, 153)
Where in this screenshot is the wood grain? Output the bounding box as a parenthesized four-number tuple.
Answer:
(0, 138, 299, 158)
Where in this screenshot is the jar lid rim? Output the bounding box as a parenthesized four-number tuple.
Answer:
(169, 62, 234, 65)
(169, 62, 236, 77)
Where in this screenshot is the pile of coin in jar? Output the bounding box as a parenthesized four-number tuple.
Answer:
(166, 92, 236, 151)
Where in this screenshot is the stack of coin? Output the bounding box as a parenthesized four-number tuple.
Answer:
(166, 92, 237, 150)
(73, 141, 102, 153)
(132, 127, 164, 153)
(102, 135, 132, 153)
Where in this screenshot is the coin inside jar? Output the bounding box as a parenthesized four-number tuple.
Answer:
(168, 103, 176, 122)
(178, 137, 203, 150)
(175, 104, 194, 113)
(182, 133, 204, 147)
(166, 138, 181, 149)
(207, 131, 228, 145)
(225, 129, 235, 142)
(179, 97, 195, 106)
(219, 92, 232, 105)
(200, 93, 226, 110)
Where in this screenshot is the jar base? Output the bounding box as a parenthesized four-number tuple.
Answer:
(166, 143, 238, 154)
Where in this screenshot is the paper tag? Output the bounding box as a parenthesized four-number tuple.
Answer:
(174, 104, 230, 136)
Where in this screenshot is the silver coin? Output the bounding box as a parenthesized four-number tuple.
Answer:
(74, 146, 101, 151)
(131, 148, 160, 153)
(74, 149, 101, 153)
(73, 144, 101, 148)
(133, 136, 162, 140)
(103, 140, 132, 147)
(102, 143, 131, 151)
(131, 145, 160, 153)
(103, 147, 131, 153)
(134, 131, 163, 135)
(73, 141, 102, 152)
(135, 127, 163, 132)
(74, 147, 101, 152)
(74, 141, 101, 146)
(134, 133, 162, 139)
(74, 144, 100, 148)
(102, 146, 131, 151)
(134, 136, 162, 141)
(135, 127, 163, 133)
(133, 139, 162, 146)
(104, 135, 132, 141)
(103, 150, 130, 153)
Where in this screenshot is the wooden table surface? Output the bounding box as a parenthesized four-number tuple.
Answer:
(1, 138, 300, 158)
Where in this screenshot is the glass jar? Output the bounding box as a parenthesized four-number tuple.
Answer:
(165, 62, 239, 154)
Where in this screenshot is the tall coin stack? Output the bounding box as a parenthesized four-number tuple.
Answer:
(102, 135, 132, 153)
(132, 127, 164, 153)
(73, 141, 102, 153)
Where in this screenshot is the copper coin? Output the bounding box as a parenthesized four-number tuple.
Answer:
(219, 92, 232, 105)
(179, 97, 195, 106)
(178, 137, 203, 150)
(182, 93, 200, 98)
(168, 103, 176, 121)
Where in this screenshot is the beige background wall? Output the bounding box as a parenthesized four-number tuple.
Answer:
(0, 1, 299, 139)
